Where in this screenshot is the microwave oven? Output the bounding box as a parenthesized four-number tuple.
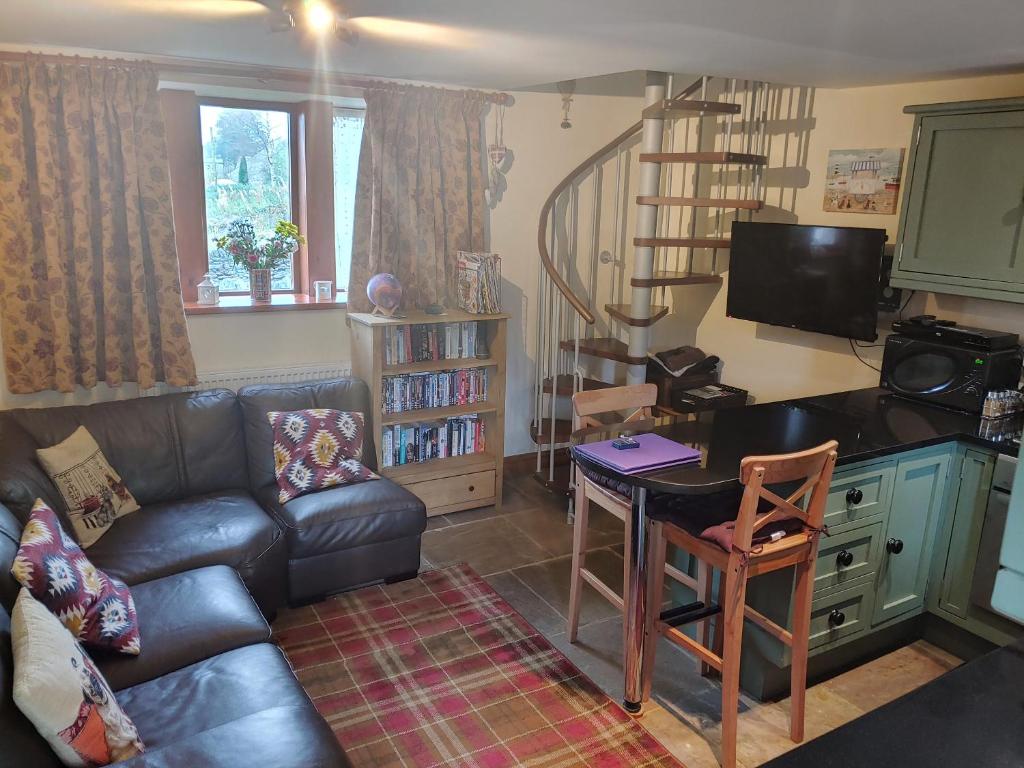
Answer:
(880, 335, 1023, 413)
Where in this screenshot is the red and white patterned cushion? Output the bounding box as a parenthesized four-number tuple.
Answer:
(10, 500, 141, 656)
(267, 409, 378, 504)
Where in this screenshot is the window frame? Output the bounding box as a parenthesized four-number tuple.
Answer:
(197, 96, 303, 296)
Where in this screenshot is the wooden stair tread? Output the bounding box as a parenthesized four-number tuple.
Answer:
(636, 195, 763, 210)
(634, 237, 730, 249)
(642, 100, 741, 119)
(558, 337, 646, 365)
(639, 151, 767, 165)
(530, 418, 572, 445)
(631, 271, 723, 288)
(532, 463, 572, 497)
(604, 303, 669, 327)
(542, 375, 613, 396)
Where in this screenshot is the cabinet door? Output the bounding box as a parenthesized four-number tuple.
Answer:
(938, 450, 995, 618)
(897, 110, 1024, 287)
(874, 448, 951, 625)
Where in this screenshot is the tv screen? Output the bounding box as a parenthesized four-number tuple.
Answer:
(726, 222, 885, 342)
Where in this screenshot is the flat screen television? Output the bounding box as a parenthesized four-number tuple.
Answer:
(726, 222, 886, 342)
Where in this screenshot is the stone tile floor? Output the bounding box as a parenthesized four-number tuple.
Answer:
(420, 470, 962, 768)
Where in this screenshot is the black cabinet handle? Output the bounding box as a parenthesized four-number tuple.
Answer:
(846, 488, 864, 505)
(886, 538, 904, 555)
(836, 549, 854, 568)
(468, 485, 475, 492)
(828, 608, 846, 627)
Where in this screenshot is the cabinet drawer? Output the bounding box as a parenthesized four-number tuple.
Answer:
(809, 582, 874, 652)
(824, 464, 894, 533)
(404, 470, 495, 511)
(814, 521, 884, 596)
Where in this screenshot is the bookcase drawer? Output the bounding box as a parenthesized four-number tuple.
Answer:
(405, 469, 496, 512)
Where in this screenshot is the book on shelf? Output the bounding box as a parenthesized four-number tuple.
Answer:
(384, 322, 484, 365)
(456, 252, 501, 314)
(381, 416, 485, 468)
(382, 369, 488, 413)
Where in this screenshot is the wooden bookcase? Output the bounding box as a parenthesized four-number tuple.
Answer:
(348, 309, 508, 518)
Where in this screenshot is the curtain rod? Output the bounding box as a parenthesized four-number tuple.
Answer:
(0, 50, 513, 105)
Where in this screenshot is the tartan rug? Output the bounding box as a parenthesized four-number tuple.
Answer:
(274, 562, 682, 768)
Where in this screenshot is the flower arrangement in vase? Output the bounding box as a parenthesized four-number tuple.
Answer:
(214, 219, 305, 302)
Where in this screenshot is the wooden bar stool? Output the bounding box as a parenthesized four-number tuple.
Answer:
(642, 440, 838, 768)
(567, 383, 697, 642)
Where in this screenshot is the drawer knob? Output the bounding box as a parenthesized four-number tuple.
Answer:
(846, 488, 864, 505)
(836, 549, 854, 568)
(828, 608, 846, 627)
(886, 537, 904, 555)
(468, 485, 475, 492)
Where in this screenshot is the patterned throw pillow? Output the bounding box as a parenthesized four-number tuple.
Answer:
(267, 409, 378, 504)
(36, 426, 139, 548)
(11, 589, 145, 767)
(11, 499, 141, 656)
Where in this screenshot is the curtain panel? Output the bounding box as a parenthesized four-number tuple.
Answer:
(349, 86, 488, 312)
(0, 56, 196, 394)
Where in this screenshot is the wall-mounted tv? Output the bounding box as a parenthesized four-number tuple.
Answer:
(726, 222, 886, 342)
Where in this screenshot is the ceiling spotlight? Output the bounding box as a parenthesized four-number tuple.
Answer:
(305, 0, 336, 34)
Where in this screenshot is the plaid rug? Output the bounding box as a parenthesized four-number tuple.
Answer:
(274, 563, 682, 768)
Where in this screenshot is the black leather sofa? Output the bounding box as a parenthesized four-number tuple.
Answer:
(0, 378, 428, 767)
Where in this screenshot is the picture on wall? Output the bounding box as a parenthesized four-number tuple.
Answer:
(823, 147, 904, 214)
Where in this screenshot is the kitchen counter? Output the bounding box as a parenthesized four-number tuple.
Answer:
(572, 387, 1019, 496)
(760, 640, 1024, 768)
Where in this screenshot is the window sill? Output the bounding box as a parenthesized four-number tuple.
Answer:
(184, 294, 348, 316)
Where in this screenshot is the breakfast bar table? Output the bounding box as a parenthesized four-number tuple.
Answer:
(568, 388, 1011, 713)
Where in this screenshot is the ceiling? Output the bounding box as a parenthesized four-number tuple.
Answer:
(2, 0, 1023, 91)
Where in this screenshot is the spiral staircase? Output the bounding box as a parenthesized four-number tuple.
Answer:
(532, 73, 775, 497)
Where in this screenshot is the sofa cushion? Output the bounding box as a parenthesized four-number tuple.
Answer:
(117, 644, 315, 749)
(0, 416, 66, 524)
(84, 491, 280, 590)
(97, 566, 270, 692)
(238, 379, 379, 492)
(110, 706, 349, 768)
(0, 603, 63, 768)
(12, 501, 140, 656)
(0, 505, 23, 613)
(256, 477, 426, 560)
(4, 390, 248, 510)
(268, 409, 377, 504)
(11, 589, 145, 766)
(36, 426, 140, 547)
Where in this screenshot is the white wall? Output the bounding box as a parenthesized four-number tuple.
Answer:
(694, 71, 1024, 404)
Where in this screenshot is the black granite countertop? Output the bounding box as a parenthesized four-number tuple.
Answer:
(570, 387, 1020, 496)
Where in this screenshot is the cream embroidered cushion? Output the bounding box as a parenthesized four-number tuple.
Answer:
(11, 588, 145, 767)
(36, 426, 139, 547)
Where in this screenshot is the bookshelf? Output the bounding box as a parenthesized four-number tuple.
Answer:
(348, 309, 508, 518)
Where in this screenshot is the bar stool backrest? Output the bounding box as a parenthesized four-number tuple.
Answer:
(572, 383, 658, 430)
(733, 440, 839, 554)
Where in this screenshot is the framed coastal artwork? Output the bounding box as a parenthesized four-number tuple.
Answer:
(823, 147, 904, 214)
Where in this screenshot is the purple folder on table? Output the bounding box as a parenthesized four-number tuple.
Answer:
(576, 433, 701, 474)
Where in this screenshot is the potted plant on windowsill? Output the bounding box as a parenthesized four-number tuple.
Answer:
(214, 219, 306, 303)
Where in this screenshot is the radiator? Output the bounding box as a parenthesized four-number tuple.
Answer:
(191, 363, 352, 393)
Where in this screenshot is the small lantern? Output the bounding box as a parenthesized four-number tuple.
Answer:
(197, 272, 219, 306)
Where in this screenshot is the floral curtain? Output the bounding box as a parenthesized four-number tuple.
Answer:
(349, 86, 488, 312)
(0, 56, 196, 394)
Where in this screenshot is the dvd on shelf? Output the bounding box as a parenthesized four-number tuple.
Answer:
(382, 369, 488, 413)
(384, 322, 483, 365)
(381, 416, 485, 467)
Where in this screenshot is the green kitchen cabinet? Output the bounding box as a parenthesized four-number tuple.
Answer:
(890, 97, 1024, 303)
(934, 448, 996, 618)
(873, 447, 951, 625)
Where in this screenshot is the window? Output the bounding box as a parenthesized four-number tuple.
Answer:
(333, 108, 365, 295)
(200, 102, 296, 292)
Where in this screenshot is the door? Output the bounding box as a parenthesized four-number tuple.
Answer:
(938, 449, 996, 618)
(874, 448, 951, 625)
(898, 110, 1024, 287)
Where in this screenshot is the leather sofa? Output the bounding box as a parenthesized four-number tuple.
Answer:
(0, 378, 429, 766)
(0, 505, 350, 768)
